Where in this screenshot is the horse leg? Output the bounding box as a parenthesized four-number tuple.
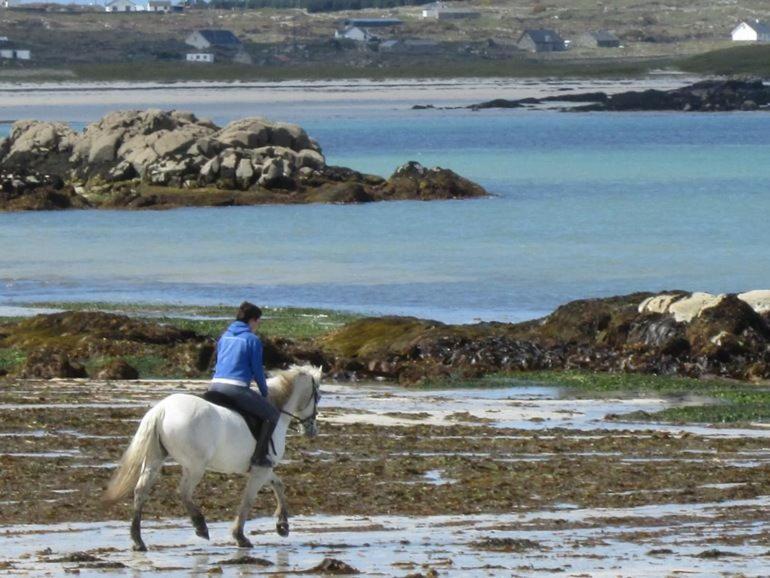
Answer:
(179, 466, 209, 540)
(269, 472, 290, 537)
(130, 460, 163, 552)
(231, 468, 270, 548)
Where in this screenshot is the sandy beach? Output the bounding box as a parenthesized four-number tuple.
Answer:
(0, 75, 703, 122)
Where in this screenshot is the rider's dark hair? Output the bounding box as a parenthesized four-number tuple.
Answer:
(236, 301, 262, 322)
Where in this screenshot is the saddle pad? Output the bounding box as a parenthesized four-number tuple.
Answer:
(201, 390, 262, 441)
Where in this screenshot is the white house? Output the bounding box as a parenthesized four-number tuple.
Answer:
(186, 52, 214, 63)
(334, 26, 372, 42)
(145, 0, 173, 12)
(0, 48, 30, 59)
(731, 20, 770, 42)
(105, 0, 139, 12)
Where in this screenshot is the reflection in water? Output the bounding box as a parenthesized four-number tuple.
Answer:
(276, 549, 290, 573)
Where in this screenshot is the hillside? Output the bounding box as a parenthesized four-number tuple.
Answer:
(0, 0, 768, 79)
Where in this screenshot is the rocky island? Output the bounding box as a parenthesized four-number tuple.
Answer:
(0, 109, 487, 211)
(3, 290, 769, 384)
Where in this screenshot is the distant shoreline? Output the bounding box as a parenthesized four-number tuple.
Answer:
(0, 75, 705, 124)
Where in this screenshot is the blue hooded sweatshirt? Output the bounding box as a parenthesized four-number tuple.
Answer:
(212, 321, 268, 396)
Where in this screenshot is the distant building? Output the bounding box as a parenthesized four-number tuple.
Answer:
(0, 48, 31, 59)
(517, 29, 566, 52)
(731, 20, 770, 42)
(577, 30, 621, 48)
(0, 37, 31, 60)
(184, 30, 249, 63)
(379, 38, 440, 53)
(105, 0, 140, 12)
(145, 0, 173, 12)
(186, 52, 214, 63)
(421, 3, 480, 20)
(185, 29, 241, 50)
(334, 18, 401, 43)
(334, 26, 373, 42)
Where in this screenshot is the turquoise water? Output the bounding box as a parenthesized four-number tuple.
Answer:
(2, 108, 770, 323)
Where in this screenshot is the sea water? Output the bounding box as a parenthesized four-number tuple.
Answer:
(1, 83, 770, 323)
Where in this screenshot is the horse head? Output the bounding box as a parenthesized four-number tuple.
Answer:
(275, 364, 323, 438)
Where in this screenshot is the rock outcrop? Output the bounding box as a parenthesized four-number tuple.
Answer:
(0, 109, 488, 211)
(320, 290, 770, 384)
(5, 289, 769, 383)
(456, 80, 770, 113)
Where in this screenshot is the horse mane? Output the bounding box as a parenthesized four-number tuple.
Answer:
(268, 364, 322, 409)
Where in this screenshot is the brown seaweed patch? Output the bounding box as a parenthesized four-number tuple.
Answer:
(217, 555, 273, 566)
(474, 537, 543, 552)
(301, 557, 359, 574)
(384, 412, 432, 420)
(695, 549, 741, 558)
(48, 552, 101, 563)
(447, 411, 495, 423)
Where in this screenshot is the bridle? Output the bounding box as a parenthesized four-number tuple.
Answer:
(279, 375, 320, 428)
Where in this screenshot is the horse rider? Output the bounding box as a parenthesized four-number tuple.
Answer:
(209, 301, 279, 468)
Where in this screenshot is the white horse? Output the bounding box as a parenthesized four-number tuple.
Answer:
(104, 364, 322, 551)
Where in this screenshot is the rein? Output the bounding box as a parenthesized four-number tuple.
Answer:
(279, 378, 320, 426)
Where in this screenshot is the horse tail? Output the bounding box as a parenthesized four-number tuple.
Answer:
(103, 402, 166, 504)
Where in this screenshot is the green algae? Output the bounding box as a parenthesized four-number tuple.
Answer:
(489, 371, 770, 424)
(319, 317, 438, 359)
(7, 303, 361, 340)
(0, 348, 25, 373)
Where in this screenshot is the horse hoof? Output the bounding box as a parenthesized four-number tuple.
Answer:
(196, 527, 210, 540)
(276, 522, 290, 537)
(132, 543, 147, 552)
(236, 538, 253, 549)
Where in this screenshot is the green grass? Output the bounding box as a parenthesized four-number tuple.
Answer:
(64, 57, 667, 82)
(680, 44, 770, 76)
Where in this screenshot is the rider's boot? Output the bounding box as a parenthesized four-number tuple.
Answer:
(250, 419, 277, 469)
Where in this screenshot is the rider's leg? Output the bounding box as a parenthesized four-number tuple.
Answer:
(251, 417, 277, 467)
(208, 382, 279, 468)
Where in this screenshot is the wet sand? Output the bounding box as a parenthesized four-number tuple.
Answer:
(2, 378, 770, 576)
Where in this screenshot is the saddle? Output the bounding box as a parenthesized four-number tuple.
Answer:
(202, 390, 262, 442)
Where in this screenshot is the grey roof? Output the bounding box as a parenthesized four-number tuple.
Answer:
(197, 29, 241, 46)
(343, 18, 403, 28)
(744, 20, 770, 34)
(521, 29, 564, 44)
(588, 30, 619, 42)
